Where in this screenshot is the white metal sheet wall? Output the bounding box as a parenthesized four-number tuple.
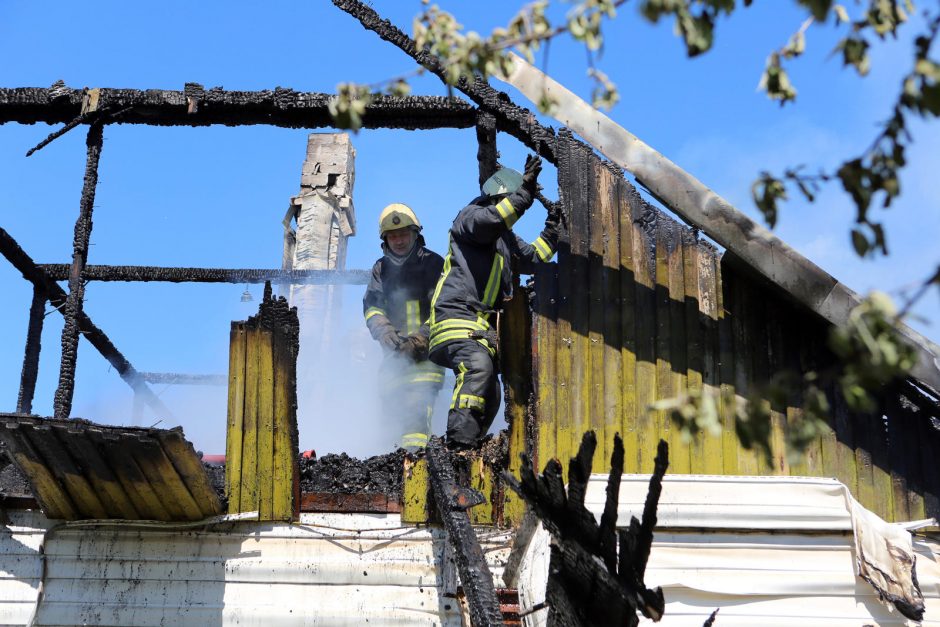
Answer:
(0, 510, 510, 626)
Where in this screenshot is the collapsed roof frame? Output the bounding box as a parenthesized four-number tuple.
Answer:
(0, 83, 502, 421)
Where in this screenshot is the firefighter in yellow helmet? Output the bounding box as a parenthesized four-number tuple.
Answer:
(363, 203, 446, 451)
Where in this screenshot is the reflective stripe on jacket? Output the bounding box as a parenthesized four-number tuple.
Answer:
(429, 187, 558, 354)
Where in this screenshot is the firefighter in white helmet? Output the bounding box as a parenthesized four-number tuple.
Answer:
(363, 203, 446, 451)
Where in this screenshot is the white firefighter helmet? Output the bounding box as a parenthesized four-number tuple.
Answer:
(482, 167, 523, 196)
(378, 203, 422, 238)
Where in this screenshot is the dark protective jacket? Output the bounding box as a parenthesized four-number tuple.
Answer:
(363, 238, 446, 385)
(428, 187, 558, 355)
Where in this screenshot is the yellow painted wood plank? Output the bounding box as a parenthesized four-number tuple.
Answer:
(534, 262, 558, 474)
(256, 328, 276, 521)
(716, 265, 739, 476)
(54, 425, 140, 519)
(2, 424, 78, 519)
(133, 435, 204, 521)
(697, 248, 723, 475)
(653, 224, 675, 472)
(240, 328, 261, 513)
(22, 424, 109, 518)
(618, 181, 639, 473)
(589, 160, 611, 471)
(402, 457, 429, 523)
(469, 458, 494, 524)
(555, 246, 574, 481)
(89, 428, 172, 521)
(225, 323, 247, 514)
(632, 219, 657, 474)
(154, 429, 223, 517)
(272, 330, 296, 521)
(666, 231, 690, 474)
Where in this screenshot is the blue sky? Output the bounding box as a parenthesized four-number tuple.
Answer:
(1, 1, 937, 456)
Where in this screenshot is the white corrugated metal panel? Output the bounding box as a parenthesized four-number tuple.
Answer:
(1, 510, 498, 626)
(517, 526, 940, 627)
(584, 475, 854, 530)
(518, 476, 940, 626)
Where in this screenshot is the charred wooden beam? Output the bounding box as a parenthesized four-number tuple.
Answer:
(332, 0, 559, 163)
(16, 285, 46, 414)
(54, 122, 104, 419)
(0, 84, 476, 130)
(475, 111, 499, 188)
(137, 372, 227, 386)
(0, 227, 173, 420)
(425, 437, 504, 627)
(36, 263, 371, 285)
(505, 433, 668, 626)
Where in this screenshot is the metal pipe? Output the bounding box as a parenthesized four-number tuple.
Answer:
(16, 285, 46, 414)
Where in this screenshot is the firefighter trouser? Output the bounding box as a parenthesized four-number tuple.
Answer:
(378, 356, 442, 450)
(429, 339, 501, 446)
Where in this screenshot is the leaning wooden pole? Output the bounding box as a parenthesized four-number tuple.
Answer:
(16, 285, 46, 414)
(54, 122, 104, 419)
(425, 438, 504, 627)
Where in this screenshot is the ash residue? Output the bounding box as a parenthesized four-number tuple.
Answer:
(202, 462, 226, 501)
(300, 449, 407, 500)
(0, 463, 32, 497)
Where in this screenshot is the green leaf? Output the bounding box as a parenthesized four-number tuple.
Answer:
(851, 228, 870, 256)
(797, 0, 833, 21)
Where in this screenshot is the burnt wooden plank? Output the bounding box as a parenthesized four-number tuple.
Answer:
(426, 438, 503, 627)
(666, 225, 689, 474)
(299, 492, 401, 513)
(632, 211, 658, 474)
(716, 260, 739, 475)
(52, 424, 140, 519)
(22, 423, 108, 518)
(599, 163, 623, 474)
(132, 435, 204, 521)
(0, 422, 78, 519)
(89, 428, 172, 521)
(729, 269, 759, 474)
(534, 258, 559, 471)
(587, 156, 608, 469)
(653, 222, 675, 471)
(568, 140, 593, 478)
(154, 429, 224, 518)
(697, 246, 723, 474)
(765, 300, 790, 476)
(617, 178, 639, 472)
(750, 279, 773, 476)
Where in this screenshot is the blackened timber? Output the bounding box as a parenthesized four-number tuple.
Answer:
(0, 227, 173, 420)
(16, 285, 46, 414)
(475, 111, 498, 187)
(504, 433, 667, 626)
(54, 122, 103, 419)
(37, 263, 371, 285)
(425, 438, 504, 627)
(332, 0, 559, 163)
(0, 85, 475, 130)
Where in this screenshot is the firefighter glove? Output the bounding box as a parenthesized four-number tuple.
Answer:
(397, 333, 429, 362)
(522, 154, 542, 196)
(469, 329, 500, 352)
(379, 327, 403, 351)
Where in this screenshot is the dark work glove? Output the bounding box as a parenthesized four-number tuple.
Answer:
(522, 154, 542, 196)
(469, 329, 500, 352)
(379, 328, 403, 351)
(396, 333, 429, 362)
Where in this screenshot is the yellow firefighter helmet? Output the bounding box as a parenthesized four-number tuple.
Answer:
(378, 203, 422, 238)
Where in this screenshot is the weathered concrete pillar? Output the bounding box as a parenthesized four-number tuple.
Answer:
(282, 133, 357, 357)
